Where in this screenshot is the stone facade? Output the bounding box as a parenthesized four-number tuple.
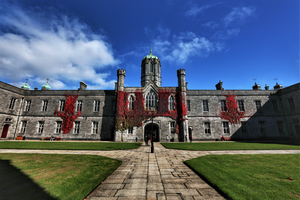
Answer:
(1, 51, 299, 141)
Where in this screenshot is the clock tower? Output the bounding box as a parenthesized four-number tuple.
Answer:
(141, 49, 162, 87)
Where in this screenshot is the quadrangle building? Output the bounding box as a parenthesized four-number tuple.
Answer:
(1, 50, 300, 142)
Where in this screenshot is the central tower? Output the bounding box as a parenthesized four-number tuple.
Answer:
(141, 49, 162, 87)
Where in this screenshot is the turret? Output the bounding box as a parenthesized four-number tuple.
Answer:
(117, 69, 126, 91)
(141, 49, 161, 87)
(177, 69, 186, 90)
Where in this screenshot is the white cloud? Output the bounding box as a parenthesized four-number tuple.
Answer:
(150, 29, 223, 64)
(213, 28, 240, 40)
(0, 2, 119, 89)
(224, 7, 256, 27)
(202, 21, 219, 29)
(185, 2, 221, 17)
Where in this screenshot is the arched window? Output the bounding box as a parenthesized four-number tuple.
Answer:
(129, 95, 134, 110)
(149, 62, 153, 73)
(169, 95, 175, 111)
(146, 90, 157, 110)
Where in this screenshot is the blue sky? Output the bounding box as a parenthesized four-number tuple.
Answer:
(0, 0, 298, 90)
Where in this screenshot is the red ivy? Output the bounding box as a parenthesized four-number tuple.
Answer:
(115, 89, 187, 135)
(220, 92, 245, 124)
(54, 94, 81, 134)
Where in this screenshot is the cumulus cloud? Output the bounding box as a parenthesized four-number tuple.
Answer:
(0, 2, 119, 89)
(224, 7, 256, 27)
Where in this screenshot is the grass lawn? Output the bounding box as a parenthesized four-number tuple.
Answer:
(161, 142, 300, 151)
(0, 153, 121, 200)
(0, 141, 141, 150)
(185, 154, 300, 200)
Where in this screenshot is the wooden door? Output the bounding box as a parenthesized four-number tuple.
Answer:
(1, 125, 9, 138)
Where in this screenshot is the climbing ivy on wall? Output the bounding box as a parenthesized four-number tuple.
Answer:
(115, 89, 187, 134)
(219, 92, 245, 124)
(54, 93, 81, 134)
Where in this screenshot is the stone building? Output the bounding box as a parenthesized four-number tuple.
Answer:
(1, 50, 299, 141)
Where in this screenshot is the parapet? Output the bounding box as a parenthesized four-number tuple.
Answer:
(117, 69, 126, 76)
(177, 69, 186, 76)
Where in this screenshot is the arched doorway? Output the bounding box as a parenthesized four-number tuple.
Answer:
(144, 123, 159, 142)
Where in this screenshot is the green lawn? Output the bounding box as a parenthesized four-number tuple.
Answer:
(185, 154, 300, 200)
(161, 142, 300, 151)
(0, 153, 121, 200)
(0, 141, 141, 150)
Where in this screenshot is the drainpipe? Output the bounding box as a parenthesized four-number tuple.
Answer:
(13, 97, 24, 140)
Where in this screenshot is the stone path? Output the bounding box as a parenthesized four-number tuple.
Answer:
(0, 143, 299, 200)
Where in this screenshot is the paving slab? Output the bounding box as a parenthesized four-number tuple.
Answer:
(1, 143, 299, 200)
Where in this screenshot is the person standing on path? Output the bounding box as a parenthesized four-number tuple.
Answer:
(166, 135, 169, 142)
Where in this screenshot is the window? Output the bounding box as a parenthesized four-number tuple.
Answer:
(221, 100, 227, 111)
(92, 122, 98, 134)
(272, 100, 278, 112)
(149, 62, 153, 73)
(94, 100, 100, 112)
(169, 96, 175, 111)
(203, 100, 209, 112)
(24, 100, 31, 112)
(38, 121, 44, 134)
(129, 96, 134, 110)
(241, 122, 247, 133)
(223, 122, 230, 134)
(112, 100, 116, 112)
(20, 121, 27, 133)
(238, 100, 245, 112)
(187, 100, 191, 111)
(58, 100, 65, 111)
(42, 100, 48, 111)
(204, 122, 211, 134)
(56, 122, 62, 134)
(74, 121, 80, 134)
(76, 100, 82, 112)
(170, 122, 175, 134)
(255, 100, 261, 111)
(128, 127, 133, 134)
(146, 90, 157, 110)
(259, 121, 265, 134)
(277, 121, 284, 135)
(5, 118, 12, 122)
(9, 98, 16, 110)
(288, 98, 295, 110)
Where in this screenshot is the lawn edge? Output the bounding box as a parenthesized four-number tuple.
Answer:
(83, 157, 122, 199)
(160, 143, 300, 151)
(184, 158, 232, 200)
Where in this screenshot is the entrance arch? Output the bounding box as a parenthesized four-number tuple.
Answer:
(144, 123, 159, 142)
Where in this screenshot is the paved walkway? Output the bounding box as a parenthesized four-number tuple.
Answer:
(0, 143, 299, 200)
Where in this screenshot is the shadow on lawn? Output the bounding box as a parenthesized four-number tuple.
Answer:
(233, 139, 300, 146)
(0, 159, 56, 200)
